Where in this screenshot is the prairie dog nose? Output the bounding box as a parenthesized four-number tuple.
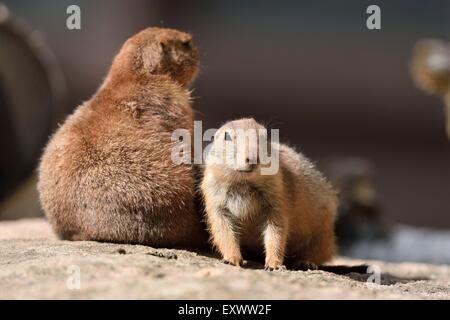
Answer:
(245, 156, 258, 164)
(236, 157, 257, 172)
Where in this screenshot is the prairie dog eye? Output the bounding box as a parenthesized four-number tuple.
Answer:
(160, 42, 169, 54)
(224, 132, 232, 141)
(182, 40, 192, 50)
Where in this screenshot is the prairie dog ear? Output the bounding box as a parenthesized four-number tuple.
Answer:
(142, 42, 163, 73)
(411, 39, 450, 95)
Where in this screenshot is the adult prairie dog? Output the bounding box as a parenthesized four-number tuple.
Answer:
(38, 27, 208, 248)
(411, 39, 450, 139)
(201, 118, 338, 270)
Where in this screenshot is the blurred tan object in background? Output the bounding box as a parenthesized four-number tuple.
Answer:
(411, 39, 450, 140)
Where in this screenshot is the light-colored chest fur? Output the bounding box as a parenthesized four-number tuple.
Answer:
(204, 172, 282, 251)
(225, 184, 265, 219)
(208, 178, 272, 222)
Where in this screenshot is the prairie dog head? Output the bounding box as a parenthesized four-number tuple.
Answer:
(110, 27, 199, 87)
(206, 118, 278, 176)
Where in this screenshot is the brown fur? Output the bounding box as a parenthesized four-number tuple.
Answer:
(38, 27, 208, 248)
(201, 118, 338, 269)
(411, 39, 450, 139)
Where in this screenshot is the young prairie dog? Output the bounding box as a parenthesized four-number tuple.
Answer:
(201, 118, 338, 270)
(38, 27, 208, 248)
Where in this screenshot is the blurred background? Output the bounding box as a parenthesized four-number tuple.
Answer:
(0, 1, 449, 263)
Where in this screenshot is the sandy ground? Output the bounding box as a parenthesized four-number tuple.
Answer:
(0, 218, 449, 299)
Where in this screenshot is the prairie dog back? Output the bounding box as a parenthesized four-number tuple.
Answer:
(38, 27, 208, 248)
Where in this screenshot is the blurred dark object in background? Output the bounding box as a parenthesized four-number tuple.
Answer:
(328, 157, 450, 264)
(0, 4, 65, 219)
(325, 157, 388, 248)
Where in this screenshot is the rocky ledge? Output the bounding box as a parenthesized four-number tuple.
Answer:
(0, 219, 448, 299)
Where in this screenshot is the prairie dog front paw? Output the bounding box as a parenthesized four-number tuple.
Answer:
(222, 255, 243, 267)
